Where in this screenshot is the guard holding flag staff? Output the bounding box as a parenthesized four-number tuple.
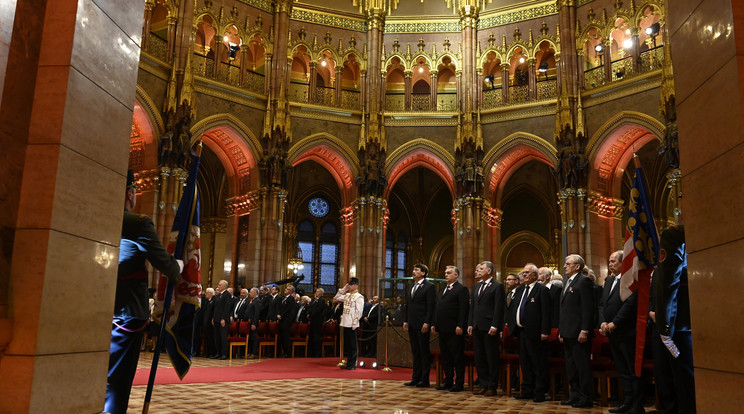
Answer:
(105, 170, 183, 414)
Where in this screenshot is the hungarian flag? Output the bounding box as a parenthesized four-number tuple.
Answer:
(153, 152, 202, 379)
(619, 154, 659, 376)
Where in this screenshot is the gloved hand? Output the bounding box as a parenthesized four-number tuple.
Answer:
(176, 259, 185, 273)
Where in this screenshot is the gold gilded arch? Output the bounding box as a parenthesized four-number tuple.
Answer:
(385, 138, 456, 197)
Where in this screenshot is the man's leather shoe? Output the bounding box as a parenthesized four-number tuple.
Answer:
(473, 387, 487, 395)
(561, 398, 578, 406)
(484, 389, 497, 397)
(572, 399, 593, 408)
(404, 381, 419, 387)
(449, 385, 464, 392)
(609, 403, 632, 413)
(533, 395, 546, 403)
(218, 356, 228, 360)
(416, 382, 430, 388)
(435, 384, 452, 391)
(344, 365, 356, 370)
(513, 393, 534, 400)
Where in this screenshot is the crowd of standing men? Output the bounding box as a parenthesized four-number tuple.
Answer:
(402, 227, 695, 414)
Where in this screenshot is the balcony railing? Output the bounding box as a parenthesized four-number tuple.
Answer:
(385, 93, 404, 111)
(638, 45, 664, 74)
(509, 84, 529, 104)
(146, 35, 168, 61)
(289, 81, 309, 103)
(536, 78, 557, 100)
(584, 66, 606, 90)
(411, 93, 431, 111)
(611, 56, 635, 82)
(437, 92, 457, 111)
(314, 86, 335, 106)
(243, 70, 265, 95)
(341, 90, 361, 111)
(482, 88, 503, 109)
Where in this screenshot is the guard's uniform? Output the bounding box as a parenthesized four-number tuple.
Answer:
(105, 211, 181, 414)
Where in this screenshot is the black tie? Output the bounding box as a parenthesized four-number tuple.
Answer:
(518, 286, 530, 324)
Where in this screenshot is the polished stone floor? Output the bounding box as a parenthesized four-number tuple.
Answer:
(130, 353, 651, 413)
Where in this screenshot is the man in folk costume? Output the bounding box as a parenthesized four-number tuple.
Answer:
(334, 277, 364, 369)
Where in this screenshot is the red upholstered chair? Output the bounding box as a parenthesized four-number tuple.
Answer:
(547, 328, 568, 401)
(591, 328, 618, 406)
(228, 321, 251, 361)
(321, 321, 337, 357)
(257, 321, 279, 359)
(500, 325, 521, 396)
(290, 322, 310, 357)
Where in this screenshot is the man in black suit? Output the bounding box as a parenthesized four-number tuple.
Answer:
(307, 288, 327, 357)
(200, 288, 215, 357)
(211, 280, 232, 360)
(276, 285, 297, 358)
(243, 287, 260, 358)
(231, 288, 249, 323)
(403, 263, 436, 388)
(599, 250, 643, 414)
(652, 225, 695, 414)
(512, 263, 552, 403)
(361, 295, 380, 357)
(504, 273, 520, 332)
(559, 254, 594, 408)
(431, 265, 469, 392)
(257, 285, 270, 321)
(468, 261, 505, 397)
(267, 285, 281, 321)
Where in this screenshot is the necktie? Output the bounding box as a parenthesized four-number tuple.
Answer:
(506, 290, 514, 307)
(412, 282, 420, 297)
(518, 286, 530, 326)
(478, 281, 486, 296)
(609, 277, 619, 296)
(563, 276, 573, 296)
(443, 284, 452, 296)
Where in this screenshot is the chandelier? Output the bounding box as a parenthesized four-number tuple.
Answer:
(288, 242, 304, 274)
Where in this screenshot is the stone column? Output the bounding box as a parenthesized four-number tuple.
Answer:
(404, 70, 412, 110)
(0, 0, 146, 411)
(501, 63, 510, 103)
(353, 197, 387, 294)
(142, 0, 154, 51)
(166, 15, 178, 64)
(239, 44, 249, 86)
(430, 70, 438, 110)
(454, 197, 486, 285)
(528, 57, 537, 99)
(335, 65, 344, 106)
(308, 61, 318, 103)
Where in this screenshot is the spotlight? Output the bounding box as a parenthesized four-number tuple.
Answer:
(594, 44, 604, 53)
(227, 43, 240, 59)
(321, 60, 327, 67)
(645, 22, 660, 36)
(484, 74, 495, 89)
(372, 362, 378, 369)
(223, 35, 229, 42)
(538, 62, 548, 73)
(359, 361, 365, 368)
(616, 68, 626, 79)
(623, 38, 633, 49)
(418, 66, 424, 73)
(519, 56, 525, 64)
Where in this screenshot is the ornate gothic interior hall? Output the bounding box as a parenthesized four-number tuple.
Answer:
(1, 0, 743, 412)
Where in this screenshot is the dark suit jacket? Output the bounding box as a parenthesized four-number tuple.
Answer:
(511, 283, 552, 339)
(277, 296, 297, 325)
(433, 281, 469, 334)
(468, 278, 505, 332)
(243, 296, 259, 326)
(365, 304, 380, 328)
(200, 296, 214, 328)
(295, 305, 308, 323)
(307, 297, 327, 324)
(558, 273, 594, 338)
(548, 284, 562, 328)
(212, 290, 232, 323)
(598, 276, 637, 336)
(404, 279, 436, 330)
(116, 211, 181, 320)
(267, 294, 281, 321)
(504, 288, 519, 330)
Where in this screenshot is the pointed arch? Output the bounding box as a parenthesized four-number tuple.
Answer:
(135, 86, 165, 136)
(500, 230, 552, 268)
(385, 139, 455, 198)
(435, 52, 459, 70)
(483, 133, 557, 204)
(586, 111, 664, 196)
(288, 133, 358, 206)
(191, 114, 262, 196)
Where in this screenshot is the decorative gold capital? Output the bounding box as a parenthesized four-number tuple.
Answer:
(201, 217, 228, 233)
(585, 191, 624, 218)
(225, 190, 262, 216)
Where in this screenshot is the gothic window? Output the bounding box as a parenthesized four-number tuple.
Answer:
(297, 219, 339, 294)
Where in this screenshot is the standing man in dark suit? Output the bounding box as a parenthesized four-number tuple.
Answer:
(212, 279, 231, 360)
(599, 250, 643, 414)
(243, 287, 260, 358)
(504, 273, 520, 332)
(559, 254, 594, 408)
(468, 261, 505, 397)
(512, 263, 552, 403)
(307, 288, 327, 357)
(431, 265, 469, 392)
(257, 285, 270, 321)
(276, 285, 297, 358)
(200, 288, 216, 357)
(403, 263, 436, 388)
(106, 170, 183, 414)
(267, 285, 281, 321)
(361, 295, 380, 357)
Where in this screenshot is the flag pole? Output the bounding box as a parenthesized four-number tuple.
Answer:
(143, 142, 203, 414)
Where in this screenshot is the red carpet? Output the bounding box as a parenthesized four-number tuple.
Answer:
(133, 358, 431, 385)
